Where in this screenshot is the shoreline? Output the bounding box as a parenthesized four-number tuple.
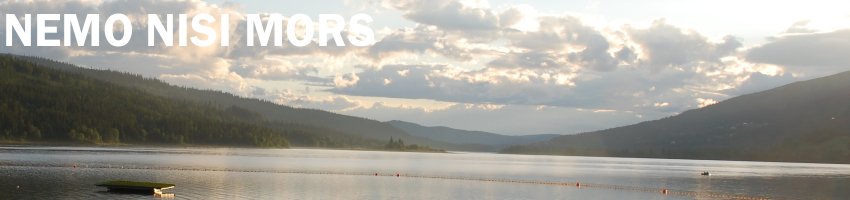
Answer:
(0, 142, 449, 154)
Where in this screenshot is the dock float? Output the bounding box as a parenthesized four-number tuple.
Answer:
(95, 180, 175, 196)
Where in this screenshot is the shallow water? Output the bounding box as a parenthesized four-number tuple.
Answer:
(1, 146, 848, 199)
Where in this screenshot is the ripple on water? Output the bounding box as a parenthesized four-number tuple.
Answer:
(2, 147, 850, 199)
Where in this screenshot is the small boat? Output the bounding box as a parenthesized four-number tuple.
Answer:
(96, 180, 175, 195)
(701, 171, 711, 176)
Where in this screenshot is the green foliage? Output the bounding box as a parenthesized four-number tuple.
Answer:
(0, 55, 297, 147)
(104, 128, 121, 143)
(384, 137, 444, 152)
(68, 126, 101, 144)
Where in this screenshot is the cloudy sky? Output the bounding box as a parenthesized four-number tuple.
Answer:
(2, 0, 850, 135)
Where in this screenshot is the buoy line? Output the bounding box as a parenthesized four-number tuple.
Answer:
(1, 163, 770, 199)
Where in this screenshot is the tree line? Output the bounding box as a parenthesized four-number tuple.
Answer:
(0, 55, 306, 147)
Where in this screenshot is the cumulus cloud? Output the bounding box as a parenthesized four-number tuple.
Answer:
(365, 24, 500, 62)
(328, 63, 708, 112)
(783, 20, 818, 34)
(333, 72, 360, 88)
(722, 72, 797, 96)
(747, 29, 850, 72)
(1, 0, 828, 134)
(330, 16, 786, 114)
(383, 0, 500, 31)
(229, 58, 324, 82)
(502, 16, 628, 71)
(0, 0, 343, 93)
(271, 90, 366, 111)
(627, 19, 742, 71)
(488, 51, 571, 69)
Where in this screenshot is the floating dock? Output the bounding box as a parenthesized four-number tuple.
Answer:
(96, 180, 175, 195)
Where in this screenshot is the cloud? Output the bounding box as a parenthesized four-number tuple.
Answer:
(502, 16, 628, 71)
(488, 51, 571, 69)
(365, 25, 496, 62)
(498, 5, 526, 28)
(722, 72, 797, 96)
(366, 26, 449, 60)
(783, 20, 818, 34)
(0, 0, 237, 57)
(159, 67, 252, 96)
(747, 29, 850, 72)
(330, 65, 445, 100)
(328, 64, 711, 112)
(627, 19, 742, 71)
(383, 0, 500, 31)
(270, 90, 366, 111)
(1, 0, 829, 135)
(0, 0, 340, 90)
(329, 16, 784, 114)
(333, 72, 360, 88)
(696, 98, 718, 108)
(229, 58, 324, 82)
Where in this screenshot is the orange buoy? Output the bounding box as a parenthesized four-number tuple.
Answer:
(661, 188, 668, 194)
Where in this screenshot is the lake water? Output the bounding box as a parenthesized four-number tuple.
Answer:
(1, 146, 849, 199)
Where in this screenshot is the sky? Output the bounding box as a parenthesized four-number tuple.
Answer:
(2, 0, 850, 135)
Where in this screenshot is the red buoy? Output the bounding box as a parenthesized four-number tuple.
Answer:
(375, 173, 378, 176)
(575, 182, 580, 188)
(661, 189, 668, 194)
(396, 173, 400, 177)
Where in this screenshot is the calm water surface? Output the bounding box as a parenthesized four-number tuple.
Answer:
(1, 146, 849, 199)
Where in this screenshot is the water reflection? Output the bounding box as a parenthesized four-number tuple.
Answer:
(1, 146, 849, 199)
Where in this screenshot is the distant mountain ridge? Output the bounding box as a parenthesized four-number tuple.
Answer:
(503, 70, 850, 164)
(386, 120, 560, 151)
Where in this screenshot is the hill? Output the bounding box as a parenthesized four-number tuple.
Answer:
(5, 54, 457, 149)
(386, 120, 559, 151)
(0, 55, 303, 147)
(503, 71, 850, 164)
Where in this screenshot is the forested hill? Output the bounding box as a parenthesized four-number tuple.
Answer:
(503, 71, 850, 164)
(4, 54, 454, 150)
(386, 120, 559, 151)
(0, 55, 302, 147)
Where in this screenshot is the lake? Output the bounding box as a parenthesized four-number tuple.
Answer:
(1, 146, 849, 199)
